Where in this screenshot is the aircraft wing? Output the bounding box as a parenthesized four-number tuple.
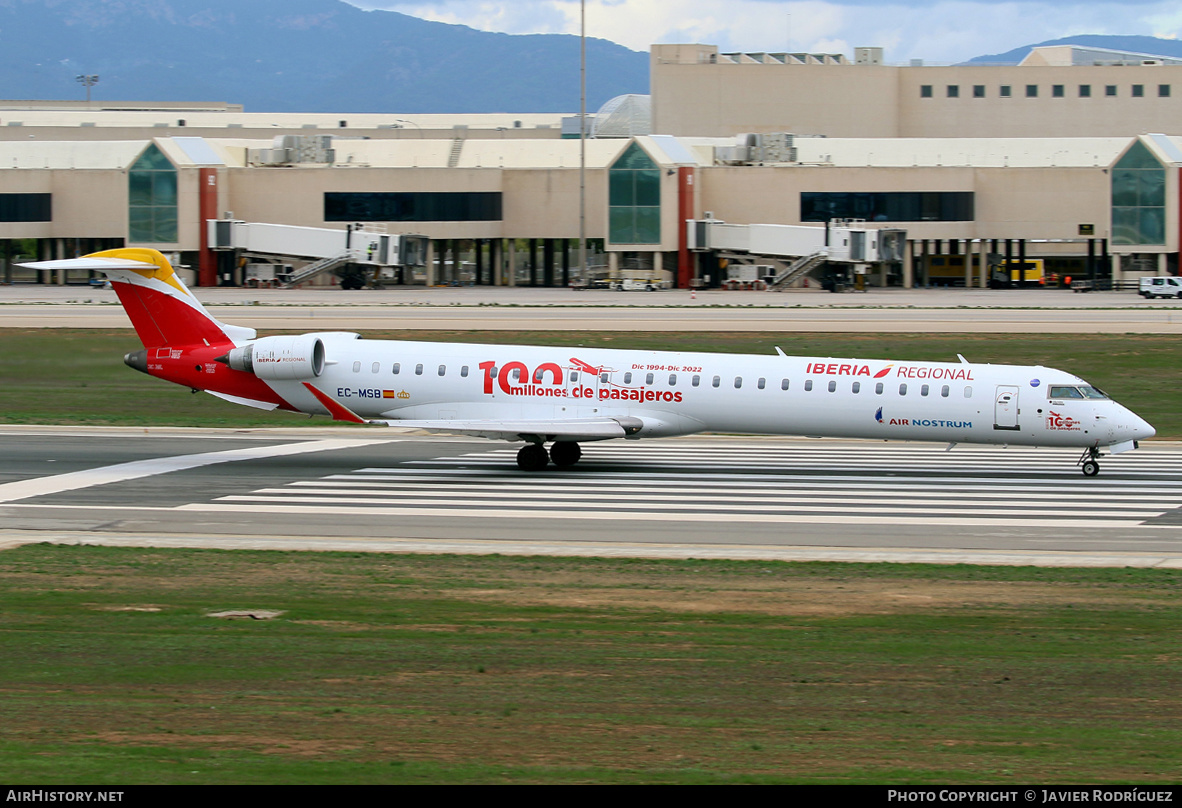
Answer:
(373, 416, 644, 442)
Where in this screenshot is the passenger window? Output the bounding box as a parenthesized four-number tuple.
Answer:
(461, 366, 469, 378)
(826, 380, 835, 392)
(646, 373, 654, 385)
(352, 361, 361, 373)
(899, 383, 908, 395)
(781, 379, 789, 390)
(921, 384, 929, 397)
(510, 368, 521, 381)
(392, 362, 401, 374)
(692, 375, 700, 387)
(734, 377, 743, 389)
(941, 385, 949, 398)
(712, 376, 721, 388)
(757, 377, 766, 390)
(569, 370, 577, 383)
(852, 381, 860, 394)
(669, 374, 677, 386)
(439, 365, 446, 376)
(491, 366, 499, 379)
(964, 386, 972, 398)
(415, 364, 423, 375)
(805, 380, 813, 392)
(624, 372, 633, 384)
(371, 362, 380, 374)
(600, 372, 608, 383)
(876, 382, 884, 395)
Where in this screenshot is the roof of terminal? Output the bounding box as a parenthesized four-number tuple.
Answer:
(4, 133, 1179, 172)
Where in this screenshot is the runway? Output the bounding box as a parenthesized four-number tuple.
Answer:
(3, 428, 1181, 567)
(5, 285, 1182, 332)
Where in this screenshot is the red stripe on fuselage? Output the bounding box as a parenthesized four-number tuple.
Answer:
(144, 343, 295, 410)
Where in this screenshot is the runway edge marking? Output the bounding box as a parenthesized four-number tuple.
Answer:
(0, 438, 392, 504)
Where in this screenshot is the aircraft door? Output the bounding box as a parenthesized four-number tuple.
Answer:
(564, 361, 601, 405)
(994, 385, 1020, 430)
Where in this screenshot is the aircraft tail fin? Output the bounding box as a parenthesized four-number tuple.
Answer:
(20, 248, 255, 349)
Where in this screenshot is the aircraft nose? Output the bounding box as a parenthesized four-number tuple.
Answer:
(1133, 414, 1156, 441)
(1117, 406, 1155, 441)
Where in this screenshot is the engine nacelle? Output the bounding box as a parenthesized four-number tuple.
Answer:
(222, 335, 325, 380)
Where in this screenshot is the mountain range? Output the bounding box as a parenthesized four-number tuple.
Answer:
(2, 4, 1180, 114)
(0, 0, 648, 112)
(966, 34, 1182, 64)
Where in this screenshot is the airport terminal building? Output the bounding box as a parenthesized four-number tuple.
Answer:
(2, 43, 1181, 289)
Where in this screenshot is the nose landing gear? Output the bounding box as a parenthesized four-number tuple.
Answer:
(1079, 446, 1101, 477)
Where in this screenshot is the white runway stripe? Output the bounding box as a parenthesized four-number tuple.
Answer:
(0, 438, 392, 504)
(184, 441, 1182, 528)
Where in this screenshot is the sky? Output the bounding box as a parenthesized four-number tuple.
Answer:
(347, 1, 1182, 64)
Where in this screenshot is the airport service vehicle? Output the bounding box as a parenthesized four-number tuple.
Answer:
(24, 249, 1155, 476)
(1139, 276, 1182, 299)
(991, 259, 1046, 288)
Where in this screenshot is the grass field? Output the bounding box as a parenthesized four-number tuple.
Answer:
(5, 327, 1182, 784)
(2, 545, 1181, 785)
(2, 328, 1179, 437)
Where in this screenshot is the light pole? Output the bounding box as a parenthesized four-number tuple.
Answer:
(76, 74, 99, 103)
(578, 0, 587, 285)
(394, 118, 423, 138)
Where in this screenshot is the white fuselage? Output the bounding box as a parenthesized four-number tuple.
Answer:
(267, 337, 1154, 449)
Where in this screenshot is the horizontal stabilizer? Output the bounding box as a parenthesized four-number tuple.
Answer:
(19, 257, 159, 272)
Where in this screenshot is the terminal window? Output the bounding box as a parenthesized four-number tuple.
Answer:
(1106, 85, 1117, 96)
(973, 85, 985, 98)
(920, 85, 933, 98)
(999, 85, 1012, 97)
(1026, 84, 1038, 97)
(324, 192, 502, 222)
(608, 142, 661, 245)
(1052, 84, 1064, 97)
(128, 143, 177, 243)
(801, 191, 974, 223)
(1079, 84, 1091, 97)
(1111, 139, 1165, 246)
(1132, 84, 1144, 97)
(946, 85, 959, 98)
(1159, 85, 1171, 97)
(0, 193, 51, 222)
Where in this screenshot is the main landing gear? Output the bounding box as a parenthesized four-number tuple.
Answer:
(516, 442, 582, 471)
(1079, 446, 1101, 477)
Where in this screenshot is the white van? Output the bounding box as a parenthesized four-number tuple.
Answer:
(1139, 276, 1182, 299)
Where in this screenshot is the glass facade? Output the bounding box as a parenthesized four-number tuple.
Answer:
(801, 192, 974, 222)
(128, 144, 177, 243)
(1111, 140, 1165, 246)
(608, 142, 661, 244)
(324, 192, 501, 222)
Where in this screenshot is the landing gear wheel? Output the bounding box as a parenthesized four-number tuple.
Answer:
(550, 442, 582, 467)
(516, 443, 550, 471)
(1082, 460, 1100, 477)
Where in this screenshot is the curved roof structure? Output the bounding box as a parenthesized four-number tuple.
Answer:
(592, 94, 651, 138)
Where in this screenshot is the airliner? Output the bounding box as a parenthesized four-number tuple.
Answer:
(25, 249, 1155, 475)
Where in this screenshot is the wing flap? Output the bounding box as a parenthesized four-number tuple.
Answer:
(372, 416, 641, 442)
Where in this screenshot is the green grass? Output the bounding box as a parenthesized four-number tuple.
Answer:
(3, 329, 1180, 436)
(1, 545, 1180, 784)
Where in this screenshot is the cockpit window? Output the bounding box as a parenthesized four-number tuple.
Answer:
(1049, 386, 1085, 399)
(1079, 385, 1109, 400)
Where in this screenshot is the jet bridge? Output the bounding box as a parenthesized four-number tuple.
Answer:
(686, 219, 905, 289)
(207, 219, 427, 288)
